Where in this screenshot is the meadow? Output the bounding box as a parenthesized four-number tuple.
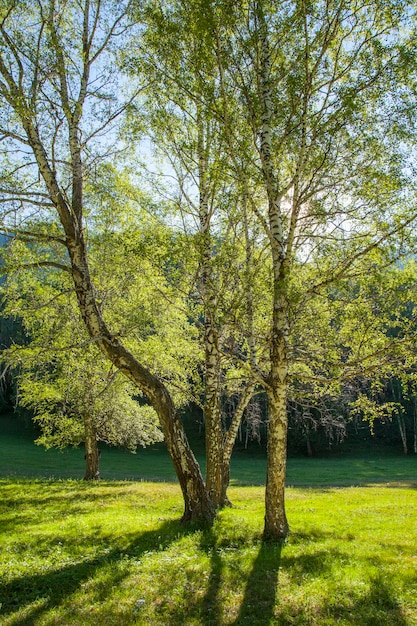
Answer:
(1, 415, 416, 487)
(1, 416, 417, 625)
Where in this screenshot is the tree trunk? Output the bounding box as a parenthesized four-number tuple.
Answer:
(84, 416, 100, 480)
(203, 310, 223, 507)
(219, 383, 255, 507)
(92, 319, 214, 523)
(262, 280, 290, 542)
(65, 217, 214, 523)
(255, 5, 290, 541)
(219, 458, 232, 508)
(164, 406, 215, 523)
(101, 334, 215, 522)
(264, 384, 289, 541)
(397, 414, 408, 455)
(205, 399, 224, 507)
(391, 382, 407, 455)
(196, 110, 225, 509)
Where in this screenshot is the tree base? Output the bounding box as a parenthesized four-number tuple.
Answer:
(180, 499, 216, 525)
(219, 497, 233, 509)
(263, 522, 289, 543)
(263, 530, 289, 543)
(84, 473, 100, 481)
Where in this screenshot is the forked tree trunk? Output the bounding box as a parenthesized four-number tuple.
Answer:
(219, 384, 256, 507)
(207, 386, 255, 509)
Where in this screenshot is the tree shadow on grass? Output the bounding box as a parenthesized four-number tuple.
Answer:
(163, 525, 224, 626)
(164, 523, 266, 626)
(232, 537, 339, 625)
(231, 535, 409, 626)
(336, 574, 409, 626)
(199, 528, 224, 626)
(274, 544, 409, 626)
(0, 518, 192, 626)
(4, 519, 411, 626)
(164, 529, 336, 626)
(231, 540, 282, 626)
(280, 548, 342, 580)
(273, 573, 409, 625)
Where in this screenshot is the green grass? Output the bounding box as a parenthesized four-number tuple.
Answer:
(1, 479, 417, 625)
(1, 415, 416, 487)
(1, 416, 417, 624)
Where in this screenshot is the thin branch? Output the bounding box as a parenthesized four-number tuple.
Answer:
(0, 226, 67, 245)
(1, 261, 73, 274)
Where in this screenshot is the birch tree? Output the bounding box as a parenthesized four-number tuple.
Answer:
(208, 0, 417, 539)
(0, 0, 214, 522)
(127, 0, 417, 537)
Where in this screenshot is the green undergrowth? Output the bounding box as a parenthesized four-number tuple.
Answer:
(1, 479, 416, 625)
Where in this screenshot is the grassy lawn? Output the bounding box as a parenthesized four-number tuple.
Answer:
(1, 479, 416, 625)
(1, 415, 417, 624)
(1, 415, 416, 487)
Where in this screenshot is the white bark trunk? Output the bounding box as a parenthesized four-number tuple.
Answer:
(397, 414, 408, 456)
(264, 383, 289, 540)
(256, 3, 290, 540)
(197, 113, 224, 506)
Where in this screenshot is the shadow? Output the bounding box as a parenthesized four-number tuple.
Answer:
(0, 519, 193, 625)
(346, 574, 409, 625)
(0, 513, 38, 534)
(273, 573, 409, 625)
(161, 528, 341, 625)
(281, 548, 343, 581)
(0, 479, 128, 511)
(199, 528, 224, 626)
(232, 540, 282, 626)
(162, 525, 224, 626)
(276, 553, 408, 626)
(0, 479, 183, 535)
(288, 528, 334, 543)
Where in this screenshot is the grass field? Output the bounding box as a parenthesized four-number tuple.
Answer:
(1, 415, 416, 487)
(1, 415, 417, 624)
(1, 479, 417, 625)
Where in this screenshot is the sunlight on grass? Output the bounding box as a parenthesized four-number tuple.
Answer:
(1, 479, 416, 625)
